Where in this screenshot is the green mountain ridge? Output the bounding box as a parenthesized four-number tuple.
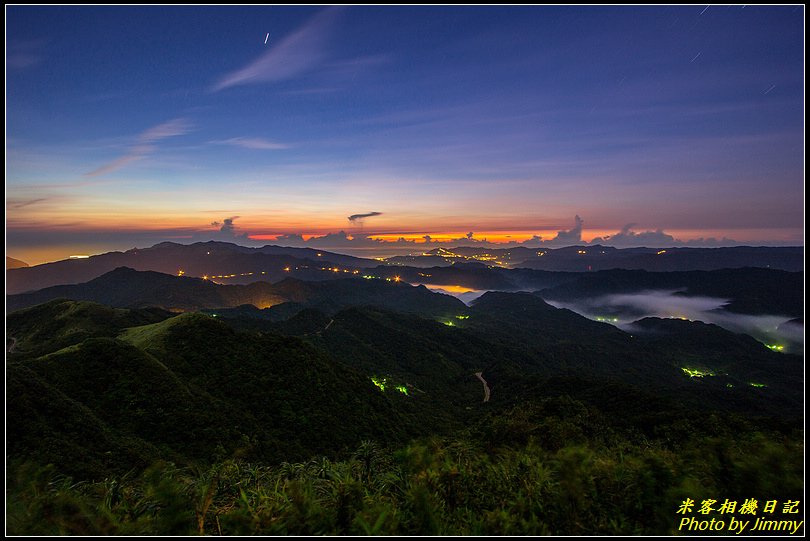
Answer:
(8, 304, 416, 480)
(5, 277, 804, 535)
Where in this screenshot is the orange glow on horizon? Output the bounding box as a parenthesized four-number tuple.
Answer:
(8, 225, 802, 267)
(421, 284, 478, 293)
(252, 229, 664, 244)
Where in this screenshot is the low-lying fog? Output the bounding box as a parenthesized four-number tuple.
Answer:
(544, 290, 803, 354)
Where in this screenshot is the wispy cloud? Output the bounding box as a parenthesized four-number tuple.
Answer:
(85, 153, 145, 178)
(86, 118, 192, 177)
(7, 39, 47, 69)
(211, 137, 290, 150)
(548, 291, 803, 354)
(212, 8, 342, 91)
(7, 198, 50, 210)
(138, 118, 193, 141)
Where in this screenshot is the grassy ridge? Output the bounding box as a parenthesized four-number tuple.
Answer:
(5, 293, 804, 535)
(7, 403, 803, 535)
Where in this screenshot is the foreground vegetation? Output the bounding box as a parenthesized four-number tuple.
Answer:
(8, 399, 803, 535)
(6, 297, 803, 535)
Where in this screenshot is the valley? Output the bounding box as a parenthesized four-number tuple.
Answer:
(5, 242, 804, 535)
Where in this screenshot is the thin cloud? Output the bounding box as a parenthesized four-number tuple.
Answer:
(7, 52, 41, 69)
(7, 198, 50, 209)
(212, 137, 290, 150)
(7, 39, 47, 69)
(85, 154, 145, 177)
(212, 8, 342, 91)
(348, 211, 382, 222)
(85, 118, 192, 177)
(139, 118, 193, 141)
(549, 291, 803, 354)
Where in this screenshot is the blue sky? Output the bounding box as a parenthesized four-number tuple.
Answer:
(6, 5, 804, 264)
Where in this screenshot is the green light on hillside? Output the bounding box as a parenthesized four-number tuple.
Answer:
(765, 344, 784, 352)
(455, 315, 470, 320)
(681, 367, 714, 378)
(395, 385, 408, 395)
(748, 382, 767, 388)
(442, 320, 455, 326)
(371, 376, 386, 392)
(726, 383, 734, 388)
(595, 316, 619, 323)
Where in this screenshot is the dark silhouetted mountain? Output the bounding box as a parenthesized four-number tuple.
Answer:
(305, 306, 508, 429)
(6, 241, 376, 294)
(465, 291, 653, 379)
(368, 264, 543, 290)
(384, 246, 539, 267)
(6, 256, 29, 269)
(385, 245, 803, 272)
(628, 317, 803, 411)
(469, 290, 631, 345)
(6, 275, 804, 531)
(6, 258, 806, 537)
(6, 267, 284, 312)
(7, 267, 467, 318)
(518, 245, 803, 272)
(536, 267, 803, 317)
(206, 277, 468, 325)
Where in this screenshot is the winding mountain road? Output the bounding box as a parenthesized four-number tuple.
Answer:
(474, 371, 490, 403)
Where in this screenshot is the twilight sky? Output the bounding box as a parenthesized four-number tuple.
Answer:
(6, 5, 805, 264)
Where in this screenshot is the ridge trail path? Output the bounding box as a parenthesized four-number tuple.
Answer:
(474, 371, 490, 403)
(313, 319, 334, 337)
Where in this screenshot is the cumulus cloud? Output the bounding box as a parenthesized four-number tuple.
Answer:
(199, 216, 252, 242)
(539, 215, 583, 246)
(681, 237, 742, 247)
(218, 216, 239, 234)
(589, 222, 741, 248)
(86, 118, 192, 177)
(257, 230, 536, 252)
(241, 214, 746, 256)
(590, 223, 676, 247)
(212, 8, 342, 91)
(274, 233, 307, 244)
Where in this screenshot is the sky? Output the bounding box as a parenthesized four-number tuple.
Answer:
(6, 5, 805, 265)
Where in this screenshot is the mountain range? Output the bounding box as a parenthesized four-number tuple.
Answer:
(5, 241, 804, 535)
(7, 266, 802, 478)
(7, 241, 802, 295)
(385, 244, 803, 271)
